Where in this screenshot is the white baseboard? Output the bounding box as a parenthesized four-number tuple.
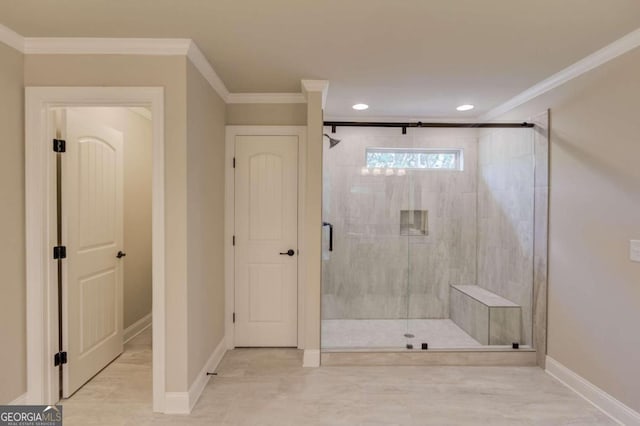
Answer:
(124, 313, 152, 344)
(8, 393, 27, 405)
(187, 336, 227, 412)
(546, 356, 640, 426)
(303, 349, 320, 367)
(163, 392, 190, 415)
(163, 337, 227, 414)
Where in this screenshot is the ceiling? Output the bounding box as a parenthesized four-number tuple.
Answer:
(2, 0, 640, 118)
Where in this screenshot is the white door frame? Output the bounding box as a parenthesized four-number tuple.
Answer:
(25, 87, 166, 412)
(225, 126, 307, 350)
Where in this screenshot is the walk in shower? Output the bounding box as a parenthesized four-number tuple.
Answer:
(321, 116, 549, 354)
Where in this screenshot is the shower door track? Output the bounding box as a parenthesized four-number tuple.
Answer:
(324, 121, 534, 134)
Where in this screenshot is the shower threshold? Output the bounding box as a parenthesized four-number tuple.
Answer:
(320, 319, 535, 366)
(320, 347, 536, 367)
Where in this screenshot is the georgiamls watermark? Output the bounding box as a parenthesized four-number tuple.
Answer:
(0, 405, 63, 426)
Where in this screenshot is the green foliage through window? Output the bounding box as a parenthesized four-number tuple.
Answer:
(366, 148, 462, 170)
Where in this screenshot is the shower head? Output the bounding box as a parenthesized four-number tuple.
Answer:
(323, 133, 341, 149)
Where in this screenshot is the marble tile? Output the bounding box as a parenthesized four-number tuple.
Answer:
(449, 287, 489, 345)
(450, 285, 522, 346)
(321, 319, 481, 349)
(322, 128, 478, 320)
(477, 128, 535, 346)
(489, 307, 521, 345)
(451, 285, 519, 307)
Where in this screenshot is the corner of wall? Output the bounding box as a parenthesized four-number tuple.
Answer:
(0, 40, 27, 405)
(185, 58, 227, 389)
(546, 356, 640, 425)
(304, 91, 324, 353)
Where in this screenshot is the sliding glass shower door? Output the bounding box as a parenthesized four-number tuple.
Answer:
(321, 127, 411, 349)
(403, 133, 480, 349)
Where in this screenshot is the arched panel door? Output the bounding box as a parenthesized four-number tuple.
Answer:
(62, 109, 124, 397)
(234, 135, 298, 347)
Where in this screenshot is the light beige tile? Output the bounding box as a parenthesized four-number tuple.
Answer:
(61, 330, 614, 425)
(449, 286, 490, 344)
(321, 319, 481, 349)
(478, 128, 535, 346)
(322, 128, 478, 320)
(489, 307, 521, 345)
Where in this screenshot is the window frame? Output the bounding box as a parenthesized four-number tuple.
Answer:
(365, 147, 464, 171)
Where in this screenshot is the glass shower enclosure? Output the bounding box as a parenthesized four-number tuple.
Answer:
(321, 123, 541, 352)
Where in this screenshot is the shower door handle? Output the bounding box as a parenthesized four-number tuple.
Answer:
(323, 222, 333, 252)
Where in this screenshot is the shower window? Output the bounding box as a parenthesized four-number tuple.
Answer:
(366, 148, 463, 170)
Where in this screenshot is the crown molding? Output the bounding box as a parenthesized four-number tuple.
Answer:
(0, 23, 25, 52)
(301, 80, 330, 109)
(1, 24, 307, 107)
(186, 41, 230, 101)
(23, 37, 192, 55)
(481, 26, 640, 121)
(227, 92, 306, 104)
(7, 21, 639, 116)
(17, 34, 232, 102)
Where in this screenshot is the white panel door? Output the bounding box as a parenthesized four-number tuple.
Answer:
(235, 135, 298, 347)
(62, 109, 124, 397)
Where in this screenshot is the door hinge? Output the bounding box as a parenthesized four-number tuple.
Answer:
(53, 138, 66, 153)
(54, 351, 67, 366)
(233, 312, 236, 323)
(232, 235, 235, 246)
(53, 246, 67, 260)
(233, 157, 236, 168)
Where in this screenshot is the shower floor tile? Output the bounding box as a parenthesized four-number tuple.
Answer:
(322, 319, 482, 349)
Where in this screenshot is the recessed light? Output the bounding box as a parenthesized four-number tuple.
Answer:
(456, 104, 474, 111)
(352, 103, 369, 111)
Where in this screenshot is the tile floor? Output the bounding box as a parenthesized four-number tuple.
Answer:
(322, 319, 483, 349)
(60, 327, 615, 425)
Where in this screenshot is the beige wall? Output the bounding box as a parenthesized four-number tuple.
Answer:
(0, 42, 26, 404)
(122, 109, 153, 329)
(24, 54, 191, 392)
(499, 47, 640, 412)
(185, 61, 226, 385)
(66, 107, 153, 330)
(226, 103, 306, 125)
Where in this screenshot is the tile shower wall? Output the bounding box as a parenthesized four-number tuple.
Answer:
(477, 128, 535, 345)
(322, 127, 478, 319)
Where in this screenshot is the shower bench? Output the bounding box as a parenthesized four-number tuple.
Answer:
(449, 285, 521, 346)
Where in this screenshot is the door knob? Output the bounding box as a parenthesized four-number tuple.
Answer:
(279, 249, 295, 256)
(116, 251, 127, 259)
